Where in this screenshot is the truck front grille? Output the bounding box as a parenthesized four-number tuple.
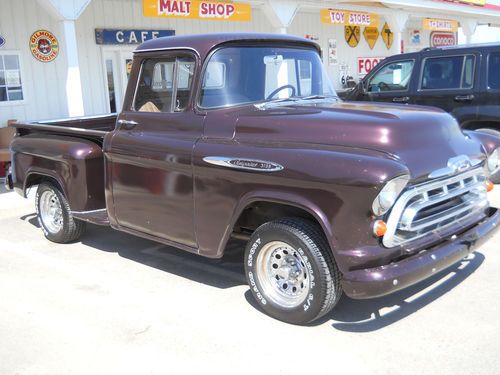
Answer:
(383, 168, 489, 248)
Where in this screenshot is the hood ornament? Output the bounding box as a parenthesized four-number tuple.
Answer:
(428, 155, 482, 179)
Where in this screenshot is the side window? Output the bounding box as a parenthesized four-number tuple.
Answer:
(421, 55, 475, 90)
(0, 53, 24, 102)
(368, 60, 414, 92)
(488, 52, 500, 90)
(134, 56, 195, 113)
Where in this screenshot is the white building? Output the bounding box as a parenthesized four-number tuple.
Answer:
(1, 0, 499, 125)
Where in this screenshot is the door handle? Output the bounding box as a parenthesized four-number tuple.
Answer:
(117, 119, 139, 130)
(454, 94, 474, 102)
(392, 96, 410, 103)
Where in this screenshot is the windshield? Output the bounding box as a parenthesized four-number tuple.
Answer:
(199, 46, 337, 109)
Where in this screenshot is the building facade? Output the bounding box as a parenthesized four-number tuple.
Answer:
(1, 0, 499, 126)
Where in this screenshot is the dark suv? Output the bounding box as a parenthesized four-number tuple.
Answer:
(345, 43, 500, 137)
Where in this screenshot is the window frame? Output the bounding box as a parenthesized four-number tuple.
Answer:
(0, 51, 27, 107)
(132, 53, 196, 114)
(366, 59, 416, 94)
(486, 51, 500, 92)
(418, 54, 476, 92)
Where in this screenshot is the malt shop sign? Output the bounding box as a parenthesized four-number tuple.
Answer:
(321, 9, 379, 27)
(95, 29, 175, 45)
(143, 0, 252, 21)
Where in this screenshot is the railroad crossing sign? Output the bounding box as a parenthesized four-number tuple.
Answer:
(345, 25, 360, 48)
(363, 26, 379, 49)
(381, 22, 393, 49)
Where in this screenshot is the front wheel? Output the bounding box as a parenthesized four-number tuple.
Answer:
(244, 218, 342, 325)
(36, 182, 86, 243)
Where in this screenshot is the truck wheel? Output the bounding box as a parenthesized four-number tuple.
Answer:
(476, 129, 500, 184)
(36, 182, 86, 243)
(244, 218, 342, 325)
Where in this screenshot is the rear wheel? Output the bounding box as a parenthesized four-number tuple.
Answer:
(244, 218, 342, 325)
(36, 182, 86, 243)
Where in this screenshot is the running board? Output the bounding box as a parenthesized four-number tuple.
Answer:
(71, 209, 110, 226)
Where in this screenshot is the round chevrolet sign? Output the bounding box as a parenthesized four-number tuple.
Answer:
(29, 30, 59, 62)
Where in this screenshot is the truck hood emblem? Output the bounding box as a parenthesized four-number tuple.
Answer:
(203, 156, 284, 172)
(428, 155, 482, 179)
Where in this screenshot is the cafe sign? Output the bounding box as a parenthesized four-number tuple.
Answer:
(95, 29, 175, 45)
(143, 0, 252, 21)
(423, 18, 459, 32)
(321, 9, 379, 27)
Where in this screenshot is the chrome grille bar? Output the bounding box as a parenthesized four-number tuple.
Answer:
(383, 168, 488, 248)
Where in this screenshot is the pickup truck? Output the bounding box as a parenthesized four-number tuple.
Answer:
(6, 33, 500, 325)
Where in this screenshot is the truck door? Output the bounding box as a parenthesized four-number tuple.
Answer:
(105, 53, 202, 248)
(363, 59, 416, 104)
(413, 53, 479, 124)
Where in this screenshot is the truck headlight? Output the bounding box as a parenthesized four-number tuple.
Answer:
(372, 175, 410, 216)
(486, 148, 499, 174)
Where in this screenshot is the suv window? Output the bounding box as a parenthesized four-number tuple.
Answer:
(368, 60, 414, 92)
(135, 57, 195, 113)
(488, 52, 500, 90)
(421, 55, 475, 90)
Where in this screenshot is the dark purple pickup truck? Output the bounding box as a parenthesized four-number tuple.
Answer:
(6, 33, 500, 324)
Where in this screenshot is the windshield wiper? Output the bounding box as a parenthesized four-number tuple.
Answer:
(299, 95, 339, 101)
(254, 97, 299, 110)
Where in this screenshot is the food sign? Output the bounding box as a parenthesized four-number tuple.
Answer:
(143, 0, 252, 21)
(357, 57, 384, 76)
(29, 30, 59, 62)
(321, 9, 379, 27)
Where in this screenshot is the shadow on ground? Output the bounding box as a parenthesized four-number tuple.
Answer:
(21, 212, 485, 331)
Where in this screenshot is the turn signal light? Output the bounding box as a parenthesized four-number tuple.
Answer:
(486, 180, 494, 192)
(373, 220, 387, 237)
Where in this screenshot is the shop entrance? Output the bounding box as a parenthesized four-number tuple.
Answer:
(103, 49, 134, 113)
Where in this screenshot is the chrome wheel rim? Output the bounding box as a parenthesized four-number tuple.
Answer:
(255, 241, 311, 308)
(39, 190, 63, 234)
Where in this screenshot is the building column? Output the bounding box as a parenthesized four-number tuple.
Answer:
(61, 20, 84, 117)
(460, 19, 477, 44)
(385, 12, 409, 54)
(263, 0, 300, 34)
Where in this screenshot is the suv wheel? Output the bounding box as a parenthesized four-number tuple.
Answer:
(244, 218, 342, 325)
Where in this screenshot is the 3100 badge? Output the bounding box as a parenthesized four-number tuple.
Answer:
(29, 30, 59, 62)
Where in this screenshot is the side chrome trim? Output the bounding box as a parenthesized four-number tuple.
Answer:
(203, 156, 284, 172)
(71, 208, 107, 215)
(133, 46, 200, 56)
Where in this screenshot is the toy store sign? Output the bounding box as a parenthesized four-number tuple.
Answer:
(143, 0, 252, 21)
(320, 9, 379, 27)
(357, 56, 384, 76)
(95, 29, 175, 45)
(30, 30, 59, 62)
(430, 32, 456, 47)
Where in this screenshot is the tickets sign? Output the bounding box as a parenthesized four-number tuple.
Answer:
(423, 18, 459, 32)
(143, 0, 251, 21)
(320, 9, 379, 27)
(358, 57, 384, 76)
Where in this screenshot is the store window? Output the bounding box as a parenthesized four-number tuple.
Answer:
(421, 55, 475, 90)
(368, 60, 414, 92)
(488, 53, 500, 90)
(134, 56, 195, 113)
(0, 53, 24, 102)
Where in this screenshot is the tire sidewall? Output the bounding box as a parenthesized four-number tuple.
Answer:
(36, 183, 69, 242)
(245, 224, 327, 324)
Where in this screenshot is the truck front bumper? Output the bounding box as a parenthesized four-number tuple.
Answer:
(342, 207, 500, 299)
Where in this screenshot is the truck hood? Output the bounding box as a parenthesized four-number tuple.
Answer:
(234, 101, 486, 181)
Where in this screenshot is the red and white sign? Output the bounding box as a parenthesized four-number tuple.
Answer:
(357, 56, 384, 76)
(430, 32, 457, 47)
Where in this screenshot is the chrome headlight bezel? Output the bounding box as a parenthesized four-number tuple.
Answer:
(372, 174, 410, 216)
(486, 148, 499, 175)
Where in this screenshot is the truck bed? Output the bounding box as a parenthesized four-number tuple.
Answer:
(11, 114, 116, 142)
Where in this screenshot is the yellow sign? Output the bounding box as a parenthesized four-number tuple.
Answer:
(423, 18, 459, 32)
(363, 27, 379, 49)
(143, 0, 252, 21)
(439, 0, 485, 5)
(321, 9, 379, 28)
(29, 30, 59, 63)
(381, 22, 393, 49)
(345, 26, 360, 48)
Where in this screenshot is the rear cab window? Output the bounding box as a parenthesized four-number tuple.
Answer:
(488, 52, 500, 90)
(420, 55, 475, 90)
